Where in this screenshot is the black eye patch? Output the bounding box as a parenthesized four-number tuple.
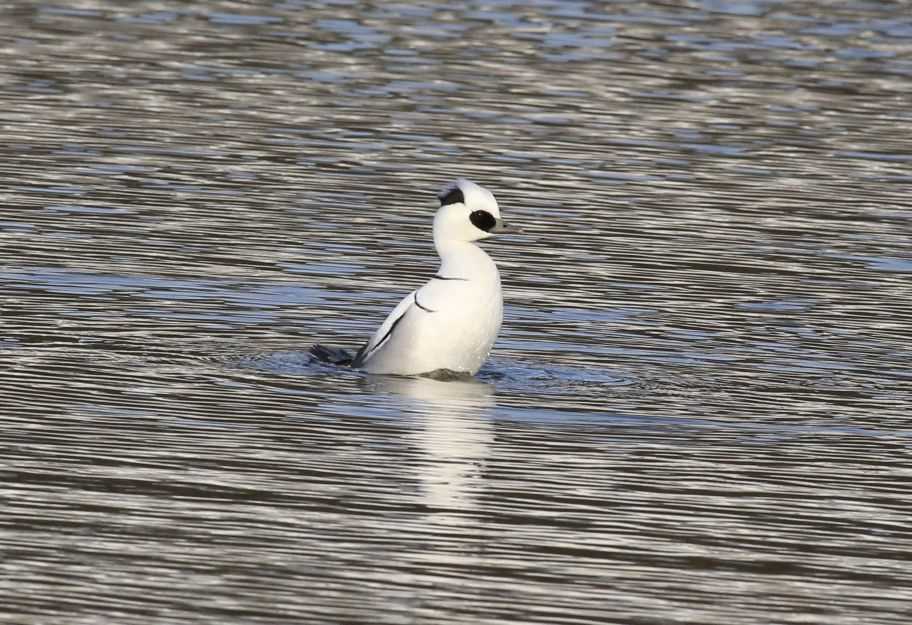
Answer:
(470, 210, 496, 232)
(439, 187, 465, 207)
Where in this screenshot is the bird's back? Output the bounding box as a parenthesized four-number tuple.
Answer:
(356, 260, 502, 376)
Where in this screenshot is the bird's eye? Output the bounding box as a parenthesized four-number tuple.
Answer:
(439, 187, 465, 207)
(470, 210, 496, 232)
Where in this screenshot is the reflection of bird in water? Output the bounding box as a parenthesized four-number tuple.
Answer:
(311, 178, 510, 377)
(368, 376, 495, 516)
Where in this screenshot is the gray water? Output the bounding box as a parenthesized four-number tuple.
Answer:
(2, 1, 912, 624)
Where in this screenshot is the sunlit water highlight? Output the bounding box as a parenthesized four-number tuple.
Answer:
(2, 1, 911, 624)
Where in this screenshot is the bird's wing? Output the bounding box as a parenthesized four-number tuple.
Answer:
(352, 290, 416, 367)
(411, 278, 461, 313)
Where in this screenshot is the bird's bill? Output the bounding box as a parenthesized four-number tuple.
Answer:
(490, 218, 509, 233)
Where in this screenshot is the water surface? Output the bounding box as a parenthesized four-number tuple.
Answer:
(2, 1, 911, 624)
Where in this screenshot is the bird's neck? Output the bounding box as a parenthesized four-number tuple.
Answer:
(435, 240, 499, 282)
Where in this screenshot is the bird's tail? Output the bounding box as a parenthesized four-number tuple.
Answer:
(309, 344, 354, 367)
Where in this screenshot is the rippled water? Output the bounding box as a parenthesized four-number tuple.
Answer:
(2, 1, 912, 623)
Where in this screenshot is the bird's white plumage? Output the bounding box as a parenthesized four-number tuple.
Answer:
(353, 179, 506, 376)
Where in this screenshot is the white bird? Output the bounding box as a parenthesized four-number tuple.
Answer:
(312, 178, 508, 377)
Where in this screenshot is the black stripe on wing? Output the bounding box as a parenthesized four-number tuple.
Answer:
(352, 306, 410, 367)
(414, 292, 436, 313)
